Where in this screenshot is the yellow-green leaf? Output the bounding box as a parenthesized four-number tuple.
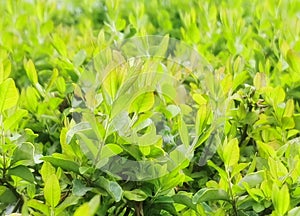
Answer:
(0, 61, 11, 84)
(44, 174, 61, 208)
(0, 78, 19, 112)
(223, 138, 239, 167)
(272, 184, 290, 215)
(129, 92, 155, 113)
(284, 99, 294, 117)
(25, 59, 38, 84)
(253, 72, 266, 90)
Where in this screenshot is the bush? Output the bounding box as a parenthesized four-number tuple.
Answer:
(1, 0, 300, 215)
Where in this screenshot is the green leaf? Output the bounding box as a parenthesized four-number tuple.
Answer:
(41, 154, 80, 174)
(7, 165, 34, 183)
(25, 59, 38, 84)
(66, 122, 91, 144)
(27, 199, 50, 215)
(40, 161, 56, 183)
(46, 68, 58, 91)
(55, 195, 80, 215)
(232, 70, 249, 91)
(0, 61, 11, 84)
(165, 104, 181, 118)
(72, 179, 92, 196)
(11, 142, 35, 166)
(192, 93, 207, 105)
(172, 194, 198, 212)
(253, 72, 266, 89)
(56, 76, 66, 94)
(288, 207, 300, 216)
(0, 186, 17, 204)
(284, 99, 294, 117)
(51, 34, 67, 57)
(44, 174, 61, 208)
(195, 105, 209, 135)
(0, 78, 19, 112)
(74, 203, 90, 216)
(73, 196, 99, 216)
(192, 188, 230, 204)
(116, 18, 126, 31)
(89, 195, 100, 213)
(223, 138, 239, 167)
(96, 177, 123, 202)
(178, 115, 189, 147)
(286, 49, 300, 73)
(155, 34, 169, 57)
(207, 160, 227, 181)
(123, 189, 148, 201)
(75, 132, 98, 160)
(4, 109, 27, 130)
(153, 196, 173, 204)
(272, 184, 290, 216)
(231, 163, 250, 178)
(100, 144, 123, 159)
(73, 50, 87, 67)
(238, 171, 264, 188)
(129, 92, 155, 113)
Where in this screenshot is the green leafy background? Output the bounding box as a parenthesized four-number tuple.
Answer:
(1, 0, 300, 215)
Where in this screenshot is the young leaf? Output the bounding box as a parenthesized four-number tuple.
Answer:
(272, 184, 290, 216)
(0, 78, 19, 112)
(129, 92, 155, 113)
(27, 199, 50, 216)
(100, 144, 123, 159)
(0, 61, 11, 84)
(73, 50, 87, 67)
(223, 138, 239, 167)
(74, 203, 90, 216)
(3, 109, 27, 130)
(154, 34, 169, 57)
(286, 49, 300, 73)
(51, 34, 67, 57)
(44, 174, 61, 208)
(253, 72, 266, 90)
(40, 162, 56, 183)
(24, 59, 38, 84)
(178, 115, 189, 147)
(283, 99, 294, 117)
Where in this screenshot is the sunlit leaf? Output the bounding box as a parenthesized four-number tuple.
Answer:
(44, 174, 61, 208)
(0, 78, 19, 112)
(129, 92, 155, 113)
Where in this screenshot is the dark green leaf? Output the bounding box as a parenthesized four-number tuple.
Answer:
(41, 154, 80, 174)
(8, 165, 34, 183)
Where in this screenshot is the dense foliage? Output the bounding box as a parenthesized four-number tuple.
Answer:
(1, 0, 300, 215)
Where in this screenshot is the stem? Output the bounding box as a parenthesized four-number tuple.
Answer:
(226, 168, 238, 216)
(135, 201, 144, 216)
(93, 115, 109, 167)
(0, 115, 24, 211)
(0, 114, 6, 177)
